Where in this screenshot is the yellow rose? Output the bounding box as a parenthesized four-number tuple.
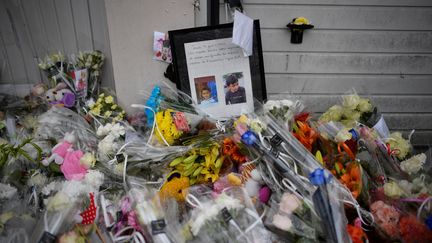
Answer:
(97, 98, 102, 103)
(111, 104, 117, 110)
(80, 152, 96, 169)
(99, 93, 105, 98)
(358, 98, 373, 113)
(320, 105, 343, 122)
(104, 96, 114, 104)
(90, 106, 101, 116)
(342, 94, 361, 110)
(293, 17, 310, 25)
(104, 111, 112, 117)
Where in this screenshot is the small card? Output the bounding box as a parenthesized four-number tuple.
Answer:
(71, 69, 88, 97)
(153, 32, 172, 63)
(151, 219, 167, 235)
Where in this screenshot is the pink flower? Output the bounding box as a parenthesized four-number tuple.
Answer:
(173, 112, 190, 132)
(370, 200, 400, 238)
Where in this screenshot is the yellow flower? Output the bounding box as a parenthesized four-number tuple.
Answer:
(104, 111, 112, 118)
(104, 96, 114, 104)
(155, 109, 182, 145)
(159, 177, 190, 202)
(204, 173, 219, 182)
(99, 93, 105, 98)
(96, 98, 102, 104)
(90, 106, 101, 116)
(293, 16, 310, 25)
(111, 104, 117, 110)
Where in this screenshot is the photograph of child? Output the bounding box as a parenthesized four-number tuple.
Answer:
(224, 72, 246, 105)
(194, 76, 218, 106)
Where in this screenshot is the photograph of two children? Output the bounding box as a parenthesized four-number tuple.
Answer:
(194, 71, 247, 107)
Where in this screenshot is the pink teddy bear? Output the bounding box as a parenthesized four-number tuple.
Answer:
(42, 132, 76, 166)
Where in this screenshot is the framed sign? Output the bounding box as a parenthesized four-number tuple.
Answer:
(169, 20, 266, 118)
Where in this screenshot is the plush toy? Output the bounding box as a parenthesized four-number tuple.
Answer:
(61, 149, 87, 180)
(44, 88, 57, 103)
(244, 168, 272, 204)
(43, 82, 75, 107)
(42, 132, 76, 166)
(54, 88, 75, 107)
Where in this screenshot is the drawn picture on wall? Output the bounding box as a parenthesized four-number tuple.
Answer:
(223, 72, 246, 105)
(194, 75, 218, 107)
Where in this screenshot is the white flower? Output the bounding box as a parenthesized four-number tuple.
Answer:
(320, 105, 343, 122)
(342, 108, 361, 122)
(398, 180, 414, 195)
(384, 181, 405, 198)
(111, 123, 125, 138)
(387, 132, 411, 160)
(400, 153, 426, 175)
(0, 183, 17, 200)
(42, 181, 61, 195)
(86, 99, 95, 108)
(80, 152, 96, 169)
(47, 192, 70, 211)
(358, 98, 373, 112)
(250, 119, 266, 133)
(335, 128, 353, 143)
(342, 94, 361, 110)
(279, 193, 302, 214)
(98, 134, 119, 156)
(28, 172, 48, 187)
(96, 123, 113, 137)
(272, 214, 293, 231)
(84, 170, 104, 189)
(190, 193, 243, 236)
(264, 100, 279, 111)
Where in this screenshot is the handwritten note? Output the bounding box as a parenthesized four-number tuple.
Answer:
(185, 38, 245, 67)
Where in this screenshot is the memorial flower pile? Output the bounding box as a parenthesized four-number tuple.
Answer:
(1, 57, 432, 243)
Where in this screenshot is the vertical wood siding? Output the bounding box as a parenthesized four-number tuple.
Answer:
(0, 0, 114, 91)
(219, 0, 432, 146)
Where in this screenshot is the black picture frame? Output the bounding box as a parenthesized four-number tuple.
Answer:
(168, 20, 267, 103)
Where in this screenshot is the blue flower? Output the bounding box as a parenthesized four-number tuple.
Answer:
(425, 215, 432, 230)
(309, 168, 332, 186)
(145, 86, 163, 127)
(241, 131, 257, 146)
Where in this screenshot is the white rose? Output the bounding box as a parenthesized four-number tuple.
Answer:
(342, 94, 361, 110)
(384, 181, 405, 198)
(320, 105, 343, 122)
(400, 153, 426, 175)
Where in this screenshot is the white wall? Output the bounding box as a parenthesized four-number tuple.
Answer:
(0, 0, 114, 92)
(219, 0, 432, 146)
(105, 0, 195, 112)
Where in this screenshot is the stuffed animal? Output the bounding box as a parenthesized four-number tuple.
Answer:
(54, 88, 75, 107)
(44, 88, 57, 103)
(244, 169, 271, 204)
(60, 149, 87, 180)
(42, 132, 76, 166)
(43, 82, 76, 107)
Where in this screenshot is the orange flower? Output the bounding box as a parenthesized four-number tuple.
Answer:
(223, 138, 236, 156)
(223, 138, 247, 164)
(347, 224, 368, 243)
(292, 120, 318, 152)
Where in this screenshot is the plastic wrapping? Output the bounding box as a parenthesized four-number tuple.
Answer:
(186, 186, 270, 243)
